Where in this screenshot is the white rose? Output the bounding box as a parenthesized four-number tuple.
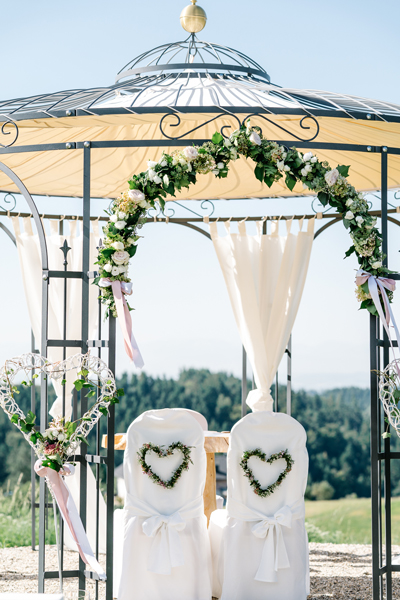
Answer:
(104, 263, 112, 273)
(345, 211, 354, 220)
(110, 214, 118, 223)
(283, 165, 290, 172)
(118, 212, 126, 220)
(159, 159, 167, 167)
(303, 152, 313, 162)
(147, 160, 157, 169)
(325, 168, 339, 186)
(153, 175, 162, 185)
(139, 200, 148, 208)
(217, 162, 225, 170)
(212, 169, 219, 175)
(58, 433, 65, 441)
(371, 261, 382, 269)
(111, 241, 124, 251)
(301, 167, 308, 177)
(356, 216, 364, 226)
(119, 265, 127, 274)
(310, 156, 318, 163)
(346, 199, 354, 207)
(249, 131, 261, 145)
(224, 139, 232, 147)
(302, 182, 309, 189)
(282, 151, 287, 159)
(115, 221, 127, 230)
(172, 157, 178, 166)
(163, 174, 169, 186)
(183, 146, 198, 161)
(148, 169, 156, 181)
(111, 266, 119, 276)
(112, 250, 130, 265)
(128, 189, 145, 202)
(277, 160, 285, 171)
(127, 237, 135, 245)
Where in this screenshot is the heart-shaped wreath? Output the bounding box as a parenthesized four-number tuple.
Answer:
(240, 448, 294, 498)
(0, 352, 124, 473)
(137, 442, 193, 489)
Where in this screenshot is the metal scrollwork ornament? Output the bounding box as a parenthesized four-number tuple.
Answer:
(0, 118, 19, 148)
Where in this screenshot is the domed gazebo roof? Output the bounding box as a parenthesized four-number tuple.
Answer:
(0, 25, 399, 200)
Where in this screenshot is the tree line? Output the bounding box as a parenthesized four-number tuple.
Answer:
(1, 368, 399, 499)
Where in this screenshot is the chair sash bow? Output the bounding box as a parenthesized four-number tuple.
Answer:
(251, 505, 292, 582)
(142, 512, 186, 574)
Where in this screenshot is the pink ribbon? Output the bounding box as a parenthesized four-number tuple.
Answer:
(99, 278, 144, 368)
(34, 459, 106, 580)
(355, 269, 400, 360)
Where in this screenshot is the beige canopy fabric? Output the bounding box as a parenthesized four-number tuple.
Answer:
(0, 112, 399, 200)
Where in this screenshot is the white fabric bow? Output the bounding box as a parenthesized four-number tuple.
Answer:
(124, 494, 204, 576)
(142, 512, 186, 575)
(251, 505, 292, 582)
(227, 497, 303, 583)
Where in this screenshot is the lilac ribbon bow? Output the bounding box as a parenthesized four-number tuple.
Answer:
(355, 269, 400, 360)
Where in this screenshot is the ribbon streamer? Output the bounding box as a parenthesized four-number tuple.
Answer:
(35, 460, 106, 581)
(355, 270, 400, 361)
(99, 278, 144, 368)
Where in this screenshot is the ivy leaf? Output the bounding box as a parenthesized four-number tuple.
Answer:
(30, 432, 38, 444)
(117, 388, 125, 397)
(211, 132, 223, 145)
(128, 245, 137, 258)
(285, 174, 297, 192)
(166, 182, 176, 196)
(254, 165, 264, 182)
(382, 432, 391, 439)
(10, 414, 19, 424)
(101, 248, 114, 259)
(26, 411, 36, 424)
(87, 390, 96, 398)
(344, 245, 355, 258)
(317, 191, 329, 207)
(99, 406, 109, 417)
(74, 379, 84, 392)
(264, 175, 274, 188)
(337, 165, 350, 178)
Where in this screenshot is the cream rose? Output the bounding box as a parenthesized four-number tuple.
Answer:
(148, 169, 157, 181)
(112, 251, 130, 265)
(147, 160, 157, 169)
(183, 146, 198, 161)
(104, 263, 113, 273)
(217, 162, 225, 170)
(111, 241, 124, 251)
(163, 174, 169, 186)
(111, 266, 119, 276)
(325, 168, 339, 186)
(345, 211, 355, 220)
(303, 152, 314, 162)
(110, 214, 118, 223)
(118, 212, 127, 220)
(249, 131, 261, 145)
(277, 160, 285, 171)
(153, 175, 162, 185)
(356, 216, 364, 226)
(128, 189, 145, 202)
(115, 221, 127, 230)
(371, 261, 382, 269)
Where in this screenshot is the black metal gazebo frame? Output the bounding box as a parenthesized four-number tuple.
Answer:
(0, 96, 399, 600)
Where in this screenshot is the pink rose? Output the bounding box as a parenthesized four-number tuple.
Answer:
(128, 189, 145, 202)
(44, 442, 58, 455)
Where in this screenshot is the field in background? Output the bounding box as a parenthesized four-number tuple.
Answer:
(306, 497, 400, 544)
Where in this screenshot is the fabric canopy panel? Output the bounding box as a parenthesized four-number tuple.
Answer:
(0, 113, 399, 199)
(209, 218, 314, 412)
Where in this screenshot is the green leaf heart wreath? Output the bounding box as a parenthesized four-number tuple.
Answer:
(96, 120, 395, 318)
(240, 448, 294, 498)
(137, 441, 193, 489)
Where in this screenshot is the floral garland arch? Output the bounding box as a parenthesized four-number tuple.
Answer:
(95, 121, 395, 318)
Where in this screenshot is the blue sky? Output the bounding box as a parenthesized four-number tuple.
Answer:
(1, 0, 400, 390)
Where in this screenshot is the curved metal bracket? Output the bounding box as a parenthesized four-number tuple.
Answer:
(313, 216, 342, 240)
(159, 112, 241, 141)
(0, 222, 16, 246)
(242, 113, 320, 143)
(0, 162, 48, 270)
(0, 192, 17, 212)
(0, 118, 19, 148)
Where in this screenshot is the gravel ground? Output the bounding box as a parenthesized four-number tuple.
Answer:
(0, 543, 399, 599)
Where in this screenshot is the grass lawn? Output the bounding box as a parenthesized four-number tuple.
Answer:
(305, 496, 400, 544)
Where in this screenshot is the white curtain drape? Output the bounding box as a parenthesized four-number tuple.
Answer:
(209, 218, 314, 412)
(12, 216, 107, 553)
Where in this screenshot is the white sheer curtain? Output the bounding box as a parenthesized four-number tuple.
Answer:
(209, 218, 314, 412)
(12, 216, 107, 553)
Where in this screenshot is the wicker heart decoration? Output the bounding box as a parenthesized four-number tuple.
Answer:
(137, 442, 193, 489)
(240, 448, 294, 498)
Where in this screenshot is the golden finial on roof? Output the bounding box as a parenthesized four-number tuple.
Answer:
(180, 0, 207, 33)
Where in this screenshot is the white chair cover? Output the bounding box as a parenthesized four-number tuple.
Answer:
(116, 409, 212, 600)
(209, 411, 309, 600)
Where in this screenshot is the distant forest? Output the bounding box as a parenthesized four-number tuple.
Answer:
(2, 368, 400, 500)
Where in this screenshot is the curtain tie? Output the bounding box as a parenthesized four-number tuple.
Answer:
(246, 388, 274, 412)
(34, 460, 106, 580)
(355, 270, 400, 363)
(251, 505, 292, 582)
(142, 512, 186, 575)
(98, 278, 144, 368)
